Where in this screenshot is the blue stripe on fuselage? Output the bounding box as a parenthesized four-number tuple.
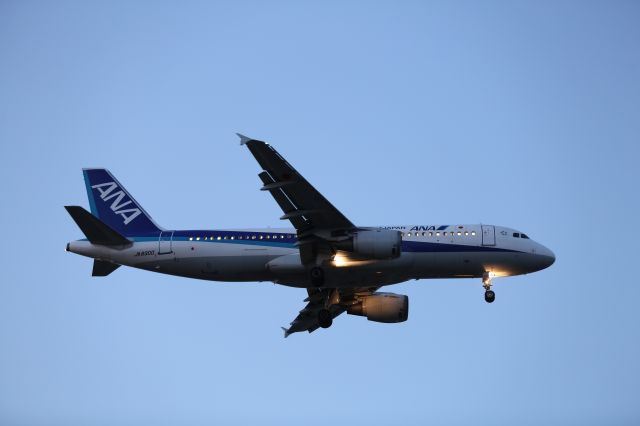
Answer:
(401, 240, 519, 253)
(112, 230, 522, 254)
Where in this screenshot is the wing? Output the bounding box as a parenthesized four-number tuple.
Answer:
(282, 287, 379, 337)
(239, 134, 355, 234)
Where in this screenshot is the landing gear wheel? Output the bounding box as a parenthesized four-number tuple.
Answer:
(318, 309, 333, 328)
(484, 290, 496, 303)
(310, 267, 325, 287)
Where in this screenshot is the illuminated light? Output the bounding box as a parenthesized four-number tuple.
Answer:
(259, 236, 263, 239)
(332, 252, 377, 268)
(457, 232, 461, 236)
(471, 231, 476, 236)
(230, 236, 235, 240)
(465, 231, 469, 236)
(436, 232, 440, 236)
(196, 237, 200, 241)
(333, 253, 349, 267)
(217, 236, 221, 240)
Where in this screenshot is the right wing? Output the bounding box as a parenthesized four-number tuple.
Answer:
(282, 287, 379, 337)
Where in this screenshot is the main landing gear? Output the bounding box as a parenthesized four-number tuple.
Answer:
(483, 272, 496, 303)
(318, 309, 333, 328)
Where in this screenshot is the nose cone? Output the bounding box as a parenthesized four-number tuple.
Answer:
(537, 244, 555, 270)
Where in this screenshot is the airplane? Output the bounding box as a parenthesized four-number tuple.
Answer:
(65, 134, 555, 337)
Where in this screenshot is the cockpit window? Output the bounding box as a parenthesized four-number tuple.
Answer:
(513, 232, 520, 238)
(521, 233, 530, 239)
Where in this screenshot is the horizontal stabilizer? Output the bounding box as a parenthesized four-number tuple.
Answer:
(92, 260, 120, 276)
(65, 206, 131, 246)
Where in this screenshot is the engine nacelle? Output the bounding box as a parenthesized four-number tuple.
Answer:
(337, 229, 401, 260)
(347, 292, 409, 323)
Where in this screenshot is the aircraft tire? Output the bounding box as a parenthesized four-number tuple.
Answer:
(484, 290, 496, 303)
(318, 309, 333, 328)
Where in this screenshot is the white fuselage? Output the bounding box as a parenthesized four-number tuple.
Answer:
(67, 224, 555, 288)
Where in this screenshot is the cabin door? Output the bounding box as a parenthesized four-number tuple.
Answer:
(158, 231, 174, 254)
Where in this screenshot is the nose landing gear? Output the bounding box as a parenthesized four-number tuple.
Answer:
(483, 272, 495, 303)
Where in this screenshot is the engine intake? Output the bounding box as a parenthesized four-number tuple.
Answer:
(336, 229, 402, 260)
(347, 292, 409, 323)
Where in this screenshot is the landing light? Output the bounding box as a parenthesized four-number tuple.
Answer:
(333, 253, 349, 267)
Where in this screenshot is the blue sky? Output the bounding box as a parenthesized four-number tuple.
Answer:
(1, 1, 639, 425)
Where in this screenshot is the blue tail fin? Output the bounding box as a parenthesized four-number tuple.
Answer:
(82, 168, 162, 236)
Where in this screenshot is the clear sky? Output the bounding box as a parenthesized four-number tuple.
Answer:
(1, 1, 639, 425)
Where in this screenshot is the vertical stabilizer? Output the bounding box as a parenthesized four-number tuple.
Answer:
(82, 169, 162, 236)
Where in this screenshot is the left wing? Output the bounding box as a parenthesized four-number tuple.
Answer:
(239, 134, 355, 234)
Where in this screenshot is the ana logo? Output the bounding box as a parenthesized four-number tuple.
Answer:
(91, 182, 142, 225)
(410, 225, 448, 231)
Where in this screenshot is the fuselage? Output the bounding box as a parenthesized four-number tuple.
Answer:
(67, 224, 555, 288)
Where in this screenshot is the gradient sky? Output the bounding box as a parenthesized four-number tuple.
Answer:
(1, 1, 639, 425)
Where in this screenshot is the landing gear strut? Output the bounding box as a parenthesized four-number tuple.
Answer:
(318, 309, 333, 328)
(310, 267, 324, 287)
(483, 272, 495, 303)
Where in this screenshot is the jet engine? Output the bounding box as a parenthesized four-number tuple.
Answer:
(347, 292, 409, 323)
(336, 229, 402, 260)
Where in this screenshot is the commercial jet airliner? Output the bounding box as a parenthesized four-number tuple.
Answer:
(65, 134, 555, 336)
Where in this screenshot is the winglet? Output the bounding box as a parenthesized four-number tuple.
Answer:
(281, 327, 291, 338)
(236, 133, 253, 145)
